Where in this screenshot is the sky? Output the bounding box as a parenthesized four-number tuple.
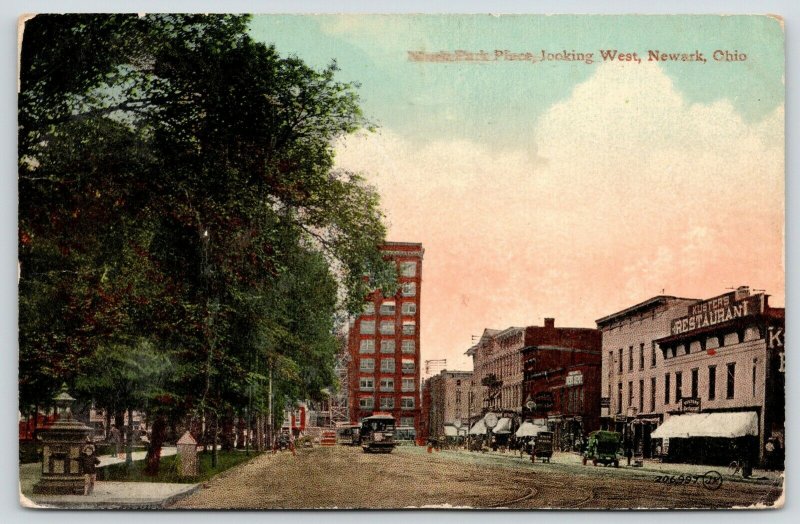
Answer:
(248, 15, 785, 372)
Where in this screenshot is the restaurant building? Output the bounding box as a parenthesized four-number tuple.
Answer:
(521, 318, 603, 451)
(347, 242, 424, 439)
(651, 287, 784, 468)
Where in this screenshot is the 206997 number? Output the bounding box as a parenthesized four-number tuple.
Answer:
(654, 471, 723, 491)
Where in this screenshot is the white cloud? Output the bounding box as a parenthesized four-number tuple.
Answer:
(334, 61, 784, 361)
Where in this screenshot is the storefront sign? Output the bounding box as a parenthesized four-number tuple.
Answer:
(615, 414, 628, 423)
(681, 398, 701, 413)
(670, 291, 763, 336)
(533, 392, 554, 411)
(600, 397, 611, 408)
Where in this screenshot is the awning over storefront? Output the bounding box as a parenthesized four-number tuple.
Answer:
(515, 422, 548, 437)
(469, 419, 487, 435)
(443, 425, 458, 437)
(493, 418, 512, 434)
(651, 412, 758, 439)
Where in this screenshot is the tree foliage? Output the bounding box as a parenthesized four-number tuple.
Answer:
(19, 14, 394, 469)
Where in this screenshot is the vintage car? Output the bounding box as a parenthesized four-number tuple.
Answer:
(531, 431, 554, 463)
(360, 413, 396, 453)
(582, 430, 622, 467)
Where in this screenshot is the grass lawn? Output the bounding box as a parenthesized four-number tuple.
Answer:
(100, 449, 262, 483)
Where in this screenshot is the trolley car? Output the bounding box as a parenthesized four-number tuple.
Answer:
(360, 413, 396, 453)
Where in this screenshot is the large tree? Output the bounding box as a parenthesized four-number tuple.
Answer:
(19, 14, 394, 473)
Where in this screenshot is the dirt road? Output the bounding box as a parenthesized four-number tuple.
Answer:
(170, 445, 783, 509)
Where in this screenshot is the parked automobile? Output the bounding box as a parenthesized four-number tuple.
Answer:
(583, 430, 622, 467)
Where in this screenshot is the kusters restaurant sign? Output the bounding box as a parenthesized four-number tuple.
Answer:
(670, 291, 764, 336)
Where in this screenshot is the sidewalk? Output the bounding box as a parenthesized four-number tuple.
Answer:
(433, 448, 784, 485)
(20, 446, 200, 509)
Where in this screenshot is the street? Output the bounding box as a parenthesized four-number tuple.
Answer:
(169, 445, 783, 509)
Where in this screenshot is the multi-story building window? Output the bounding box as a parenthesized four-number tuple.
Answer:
(675, 372, 683, 403)
(401, 302, 416, 315)
(380, 320, 395, 335)
(400, 417, 414, 427)
(360, 321, 375, 335)
(402, 321, 416, 335)
(628, 345, 634, 372)
(363, 302, 375, 315)
(691, 368, 699, 398)
(401, 397, 415, 410)
(638, 379, 644, 413)
(359, 377, 374, 391)
(708, 366, 717, 400)
(379, 301, 395, 316)
(380, 378, 394, 392)
(618, 348, 623, 373)
(628, 380, 633, 408)
(380, 358, 395, 373)
(401, 282, 416, 297)
(651, 342, 657, 367)
(380, 340, 395, 353)
(359, 396, 374, 409)
(402, 378, 415, 392)
(359, 339, 375, 354)
(360, 358, 375, 372)
(380, 397, 395, 409)
(617, 383, 623, 414)
(650, 377, 656, 412)
(402, 340, 415, 354)
(400, 261, 417, 277)
(664, 373, 671, 405)
(639, 343, 645, 370)
(726, 363, 736, 399)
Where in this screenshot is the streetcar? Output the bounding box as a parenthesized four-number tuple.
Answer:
(360, 413, 396, 453)
(336, 424, 361, 446)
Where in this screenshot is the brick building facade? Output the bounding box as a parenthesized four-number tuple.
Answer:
(425, 370, 472, 438)
(521, 318, 603, 451)
(347, 242, 424, 437)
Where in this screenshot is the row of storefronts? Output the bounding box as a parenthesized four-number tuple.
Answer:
(423, 286, 784, 468)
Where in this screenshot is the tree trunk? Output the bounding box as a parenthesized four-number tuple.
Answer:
(125, 406, 134, 466)
(144, 416, 167, 476)
(236, 414, 245, 449)
(221, 408, 234, 451)
(255, 414, 262, 452)
(211, 413, 218, 468)
(114, 410, 124, 432)
(105, 409, 112, 440)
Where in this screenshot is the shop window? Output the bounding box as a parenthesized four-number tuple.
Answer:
(400, 417, 414, 427)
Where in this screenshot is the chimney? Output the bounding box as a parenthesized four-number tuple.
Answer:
(544, 318, 555, 329)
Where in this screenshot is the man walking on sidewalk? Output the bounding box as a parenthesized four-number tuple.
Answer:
(80, 439, 101, 495)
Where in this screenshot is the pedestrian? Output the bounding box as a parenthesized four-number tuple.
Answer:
(624, 438, 633, 466)
(80, 439, 101, 495)
(109, 424, 122, 458)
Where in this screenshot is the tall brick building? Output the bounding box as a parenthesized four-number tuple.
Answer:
(521, 318, 603, 451)
(348, 242, 424, 438)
